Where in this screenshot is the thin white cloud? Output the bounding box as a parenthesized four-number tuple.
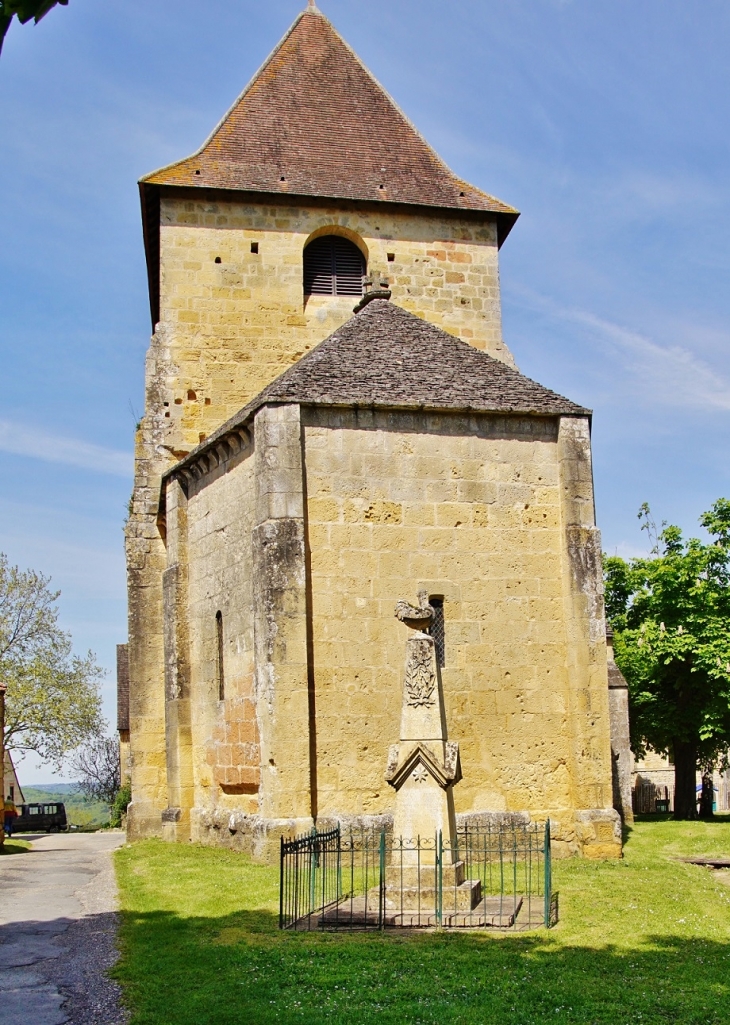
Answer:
(511, 286, 730, 411)
(572, 309, 730, 410)
(0, 419, 132, 477)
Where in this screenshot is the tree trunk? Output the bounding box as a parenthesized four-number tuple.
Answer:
(699, 772, 715, 819)
(673, 739, 698, 819)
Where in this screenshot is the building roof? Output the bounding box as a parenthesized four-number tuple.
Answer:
(139, 6, 519, 326)
(141, 7, 518, 224)
(167, 299, 589, 483)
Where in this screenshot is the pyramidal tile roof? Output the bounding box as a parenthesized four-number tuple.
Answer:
(141, 7, 518, 223)
(168, 300, 588, 481)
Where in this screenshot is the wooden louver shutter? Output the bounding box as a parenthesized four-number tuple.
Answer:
(304, 236, 365, 296)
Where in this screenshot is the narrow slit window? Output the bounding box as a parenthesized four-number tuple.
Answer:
(216, 611, 225, 701)
(303, 235, 365, 296)
(430, 597, 445, 668)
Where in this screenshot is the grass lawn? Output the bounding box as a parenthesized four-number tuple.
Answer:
(0, 837, 31, 855)
(114, 818, 730, 1024)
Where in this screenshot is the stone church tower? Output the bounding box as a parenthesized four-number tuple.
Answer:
(125, 4, 625, 858)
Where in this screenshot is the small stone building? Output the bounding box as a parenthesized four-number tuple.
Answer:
(3, 750, 25, 806)
(124, 5, 627, 859)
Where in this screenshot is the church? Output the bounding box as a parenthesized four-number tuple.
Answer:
(123, 3, 629, 860)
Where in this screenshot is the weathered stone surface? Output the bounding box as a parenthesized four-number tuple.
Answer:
(574, 808, 623, 859)
(606, 628, 634, 823)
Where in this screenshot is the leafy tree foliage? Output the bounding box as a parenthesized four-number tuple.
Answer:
(71, 735, 121, 807)
(605, 500, 730, 819)
(0, 553, 104, 766)
(0, 0, 68, 55)
(111, 780, 132, 828)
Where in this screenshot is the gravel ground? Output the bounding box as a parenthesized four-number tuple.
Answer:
(0, 831, 128, 1025)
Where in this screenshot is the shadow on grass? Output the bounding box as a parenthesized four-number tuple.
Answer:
(633, 814, 730, 826)
(114, 906, 730, 1025)
(0, 841, 31, 855)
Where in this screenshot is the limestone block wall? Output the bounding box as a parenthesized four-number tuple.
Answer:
(125, 327, 176, 840)
(301, 407, 617, 855)
(168, 404, 314, 851)
(140, 401, 618, 858)
(180, 438, 260, 834)
(127, 194, 510, 841)
(156, 194, 511, 453)
(251, 405, 312, 831)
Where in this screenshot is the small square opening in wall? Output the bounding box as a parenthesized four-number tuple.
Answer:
(251, 242, 259, 254)
(387, 252, 395, 262)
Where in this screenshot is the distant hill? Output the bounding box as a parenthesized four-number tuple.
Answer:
(22, 785, 110, 827)
(24, 783, 79, 795)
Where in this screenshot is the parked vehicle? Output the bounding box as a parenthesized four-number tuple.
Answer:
(13, 802, 68, 833)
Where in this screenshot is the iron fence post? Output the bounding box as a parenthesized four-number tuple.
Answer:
(379, 830, 386, 930)
(544, 818, 552, 928)
(336, 824, 342, 904)
(437, 829, 443, 928)
(279, 835, 284, 929)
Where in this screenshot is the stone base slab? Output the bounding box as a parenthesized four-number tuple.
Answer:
(383, 880, 481, 912)
(315, 894, 524, 929)
(385, 860, 465, 889)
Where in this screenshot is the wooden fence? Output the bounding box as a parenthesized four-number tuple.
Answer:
(632, 780, 730, 814)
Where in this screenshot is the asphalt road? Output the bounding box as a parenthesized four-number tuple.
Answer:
(0, 831, 127, 1025)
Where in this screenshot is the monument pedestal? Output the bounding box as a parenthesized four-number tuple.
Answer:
(383, 861, 481, 911)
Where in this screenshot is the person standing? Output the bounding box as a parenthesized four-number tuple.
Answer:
(3, 798, 17, 837)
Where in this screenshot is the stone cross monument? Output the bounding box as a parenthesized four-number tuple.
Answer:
(384, 592, 480, 912)
(385, 590, 461, 853)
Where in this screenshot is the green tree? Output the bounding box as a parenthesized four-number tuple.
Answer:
(111, 780, 131, 828)
(0, 1, 68, 56)
(0, 554, 104, 767)
(605, 500, 730, 819)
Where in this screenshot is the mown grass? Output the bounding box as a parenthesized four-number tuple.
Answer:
(0, 837, 31, 855)
(114, 819, 730, 1024)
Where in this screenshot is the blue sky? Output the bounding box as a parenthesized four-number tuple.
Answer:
(1, 0, 729, 782)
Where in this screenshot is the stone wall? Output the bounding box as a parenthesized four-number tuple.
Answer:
(179, 435, 259, 836)
(301, 407, 618, 856)
(124, 188, 621, 856)
(126, 195, 511, 840)
(139, 402, 619, 859)
(157, 195, 511, 451)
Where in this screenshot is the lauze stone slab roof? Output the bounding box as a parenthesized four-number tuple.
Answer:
(141, 7, 518, 225)
(170, 300, 589, 480)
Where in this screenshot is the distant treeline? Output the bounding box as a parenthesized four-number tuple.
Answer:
(22, 784, 110, 827)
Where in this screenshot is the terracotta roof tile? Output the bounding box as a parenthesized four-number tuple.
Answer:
(168, 300, 589, 481)
(141, 8, 518, 221)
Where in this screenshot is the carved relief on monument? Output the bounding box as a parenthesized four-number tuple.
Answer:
(404, 638, 436, 707)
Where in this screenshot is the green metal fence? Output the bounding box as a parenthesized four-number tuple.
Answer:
(280, 821, 557, 931)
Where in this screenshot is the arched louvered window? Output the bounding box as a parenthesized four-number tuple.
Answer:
(430, 597, 445, 668)
(303, 235, 365, 296)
